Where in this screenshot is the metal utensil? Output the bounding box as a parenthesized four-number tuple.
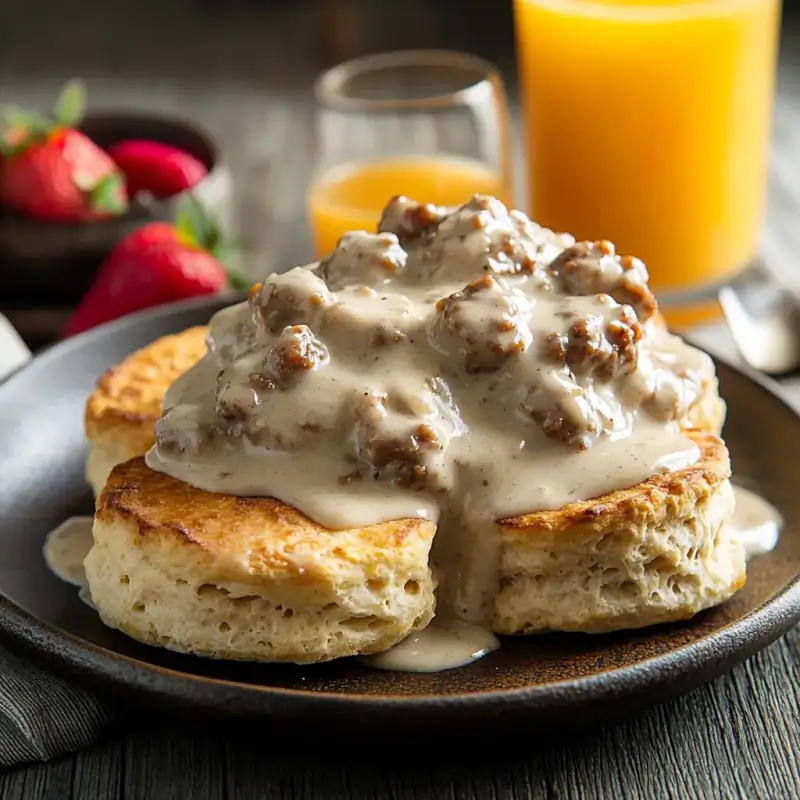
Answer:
(718, 269, 800, 377)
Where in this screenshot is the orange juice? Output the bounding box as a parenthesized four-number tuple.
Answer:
(308, 156, 509, 257)
(514, 0, 781, 302)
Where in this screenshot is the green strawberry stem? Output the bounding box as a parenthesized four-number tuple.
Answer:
(175, 195, 251, 292)
(89, 173, 128, 215)
(0, 108, 50, 157)
(53, 80, 86, 128)
(0, 79, 87, 158)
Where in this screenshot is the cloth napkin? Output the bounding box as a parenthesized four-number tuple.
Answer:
(0, 643, 114, 767)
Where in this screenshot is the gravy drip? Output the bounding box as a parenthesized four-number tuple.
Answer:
(731, 485, 781, 559)
(43, 516, 96, 609)
(364, 619, 499, 672)
(145, 195, 717, 670)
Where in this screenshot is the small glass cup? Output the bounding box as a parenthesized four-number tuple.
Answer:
(308, 50, 513, 259)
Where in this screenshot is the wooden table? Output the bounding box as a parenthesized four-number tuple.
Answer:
(1, 1, 798, 797)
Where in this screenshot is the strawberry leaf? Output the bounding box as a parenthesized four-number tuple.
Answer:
(213, 243, 251, 291)
(88, 172, 128, 215)
(175, 194, 250, 290)
(175, 194, 217, 250)
(53, 79, 86, 128)
(0, 136, 20, 158)
(3, 107, 50, 135)
(225, 268, 252, 293)
(0, 107, 51, 156)
(0, 79, 87, 159)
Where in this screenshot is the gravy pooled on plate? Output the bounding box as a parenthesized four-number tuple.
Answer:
(145, 195, 716, 669)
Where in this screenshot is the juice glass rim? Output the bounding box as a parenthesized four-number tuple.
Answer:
(314, 49, 503, 114)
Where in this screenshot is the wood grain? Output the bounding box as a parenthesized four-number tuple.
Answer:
(3, 631, 796, 798)
(0, 1, 799, 797)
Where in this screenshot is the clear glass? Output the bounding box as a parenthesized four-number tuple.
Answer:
(514, 0, 782, 327)
(308, 50, 513, 258)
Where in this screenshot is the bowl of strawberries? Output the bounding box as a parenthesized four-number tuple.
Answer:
(0, 80, 235, 308)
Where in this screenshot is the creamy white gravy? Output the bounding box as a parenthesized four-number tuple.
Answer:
(363, 619, 500, 672)
(42, 516, 96, 609)
(731, 485, 781, 560)
(143, 195, 719, 670)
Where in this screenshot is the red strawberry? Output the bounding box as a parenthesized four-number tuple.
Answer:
(63, 196, 250, 336)
(108, 139, 208, 199)
(0, 80, 128, 222)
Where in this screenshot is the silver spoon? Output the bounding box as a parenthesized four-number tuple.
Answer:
(717, 267, 800, 377)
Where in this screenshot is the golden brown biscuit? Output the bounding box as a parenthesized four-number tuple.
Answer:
(83, 433, 741, 662)
(84, 326, 209, 495)
(85, 458, 436, 663)
(494, 432, 743, 634)
(685, 373, 726, 436)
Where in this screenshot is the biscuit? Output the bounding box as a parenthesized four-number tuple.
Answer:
(685, 375, 726, 437)
(85, 457, 436, 663)
(84, 326, 208, 495)
(83, 433, 742, 661)
(494, 432, 743, 634)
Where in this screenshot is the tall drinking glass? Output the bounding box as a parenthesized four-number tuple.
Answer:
(308, 50, 513, 258)
(514, 0, 782, 326)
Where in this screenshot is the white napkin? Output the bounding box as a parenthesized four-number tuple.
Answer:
(0, 314, 31, 382)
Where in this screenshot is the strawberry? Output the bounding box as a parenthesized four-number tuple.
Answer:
(108, 139, 208, 199)
(0, 80, 128, 222)
(63, 196, 250, 337)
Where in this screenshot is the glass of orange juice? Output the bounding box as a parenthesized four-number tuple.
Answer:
(514, 0, 782, 325)
(308, 50, 513, 258)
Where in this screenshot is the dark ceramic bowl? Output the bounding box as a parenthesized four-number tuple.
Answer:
(0, 112, 232, 306)
(0, 296, 799, 743)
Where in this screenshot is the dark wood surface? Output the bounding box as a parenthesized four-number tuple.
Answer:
(0, 632, 798, 799)
(1, 1, 799, 797)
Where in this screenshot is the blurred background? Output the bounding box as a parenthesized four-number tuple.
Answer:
(1, 0, 798, 346)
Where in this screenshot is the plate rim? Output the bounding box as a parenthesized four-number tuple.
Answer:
(1, 576, 799, 713)
(1, 296, 799, 714)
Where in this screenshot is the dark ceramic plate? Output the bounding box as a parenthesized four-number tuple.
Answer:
(0, 297, 799, 739)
